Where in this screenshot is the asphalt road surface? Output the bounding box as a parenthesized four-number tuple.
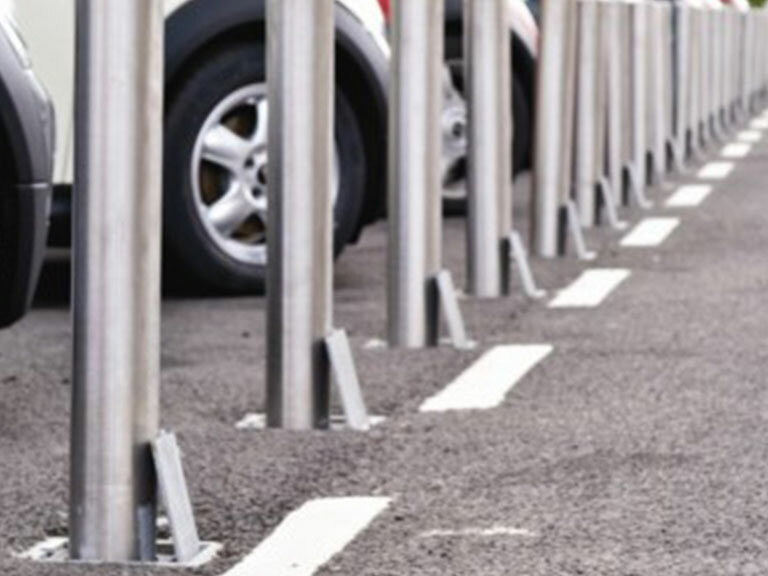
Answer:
(3, 124, 768, 575)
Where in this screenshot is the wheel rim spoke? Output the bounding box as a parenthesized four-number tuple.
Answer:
(252, 195, 268, 225)
(202, 124, 251, 173)
(208, 184, 253, 236)
(251, 98, 269, 147)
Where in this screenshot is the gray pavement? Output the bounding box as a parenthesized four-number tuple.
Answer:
(2, 129, 768, 575)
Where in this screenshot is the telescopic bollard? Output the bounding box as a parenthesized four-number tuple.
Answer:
(390, 0, 470, 348)
(465, 0, 512, 297)
(266, 0, 335, 429)
(70, 0, 164, 562)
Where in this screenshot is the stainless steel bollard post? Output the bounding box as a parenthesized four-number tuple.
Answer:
(698, 3, 713, 147)
(70, 0, 164, 562)
(672, 0, 690, 168)
(465, 0, 512, 298)
(532, 0, 567, 258)
(388, 0, 444, 347)
(606, 0, 625, 203)
(739, 12, 750, 117)
(266, 0, 334, 429)
(628, 0, 652, 208)
(574, 0, 598, 228)
(649, 2, 668, 185)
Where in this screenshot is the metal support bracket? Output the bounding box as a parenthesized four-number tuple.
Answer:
(596, 177, 629, 231)
(508, 231, 547, 299)
(668, 139, 686, 174)
(565, 199, 597, 261)
(435, 269, 475, 350)
(324, 329, 371, 431)
(151, 432, 202, 565)
(624, 164, 654, 209)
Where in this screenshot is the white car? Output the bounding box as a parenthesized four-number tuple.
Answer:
(14, 0, 537, 292)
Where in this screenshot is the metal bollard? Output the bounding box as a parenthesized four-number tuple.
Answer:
(628, 0, 652, 208)
(266, 0, 334, 429)
(388, 0, 444, 347)
(70, 0, 164, 562)
(532, 0, 567, 258)
(606, 1, 625, 203)
(672, 0, 690, 169)
(648, 1, 668, 185)
(464, 0, 512, 298)
(574, 0, 598, 228)
(698, 3, 713, 147)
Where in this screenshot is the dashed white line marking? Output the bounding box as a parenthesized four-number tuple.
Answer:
(221, 497, 390, 576)
(420, 526, 537, 538)
(620, 217, 680, 248)
(738, 130, 762, 143)
(750, 118, 768, 130)
(419, 345, 553, 412)
(665, 184, 712, 208)
(697, 162, 734, 180)
(548, 269, 631, 309)
(721, 143, 752, 159)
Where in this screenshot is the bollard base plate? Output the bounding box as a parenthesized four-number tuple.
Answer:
(236, 413, 387, 431)
(17, 537, 221, 569)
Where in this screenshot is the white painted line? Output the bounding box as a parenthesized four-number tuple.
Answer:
(665, 184, 712, 208)
(221, 497, 390, 576)
(419, 345, 553, 412)
(738, 130, 762, 143)
(721, 143, 752, 159)
(697, 162, 734, 180)
(620, 217, 680, 248)
(750, 118, 768, 130)
(548, 269, 630, 309)
(420, 526, 537, 539)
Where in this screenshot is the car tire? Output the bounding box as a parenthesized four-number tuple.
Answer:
(163, 40, 366, 293)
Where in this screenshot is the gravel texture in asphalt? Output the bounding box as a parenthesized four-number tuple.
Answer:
(2, 127, 768, 575)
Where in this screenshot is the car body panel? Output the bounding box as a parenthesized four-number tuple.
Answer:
(14, 0, 389, 186)
(0, 8, 53, 327)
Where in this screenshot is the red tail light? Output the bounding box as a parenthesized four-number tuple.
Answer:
(378, 0, 390, 20)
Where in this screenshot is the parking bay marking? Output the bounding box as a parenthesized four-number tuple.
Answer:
(721, 143, 752, 159)
(620, 218, 680, 248)
(419, 345, 553, 412)
(548, 269, 631, 309)
(697, 162, 734, 180)
(665, 184, 712, 208)
(737, 130, 762, 143)
(221, 497, 391, 576)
